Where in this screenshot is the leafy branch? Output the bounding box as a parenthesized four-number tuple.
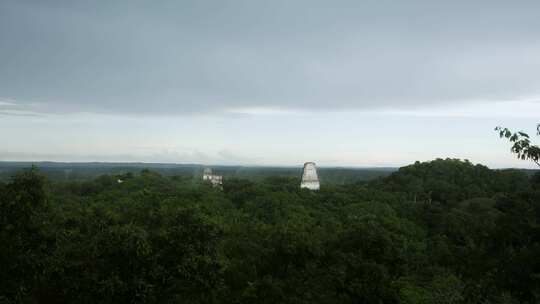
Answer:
(495, 125, 540, 167)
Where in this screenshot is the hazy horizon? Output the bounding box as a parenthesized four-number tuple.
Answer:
(0, 158, 535, 171)
(2, 1, 539, 168)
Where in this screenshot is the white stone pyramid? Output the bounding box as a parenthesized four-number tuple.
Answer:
(300, 162, 320, 190)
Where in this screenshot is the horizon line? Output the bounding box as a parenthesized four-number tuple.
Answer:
(0, 159, 537, 171)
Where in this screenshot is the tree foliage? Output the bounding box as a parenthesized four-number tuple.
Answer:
(495, 124, 540, 167)
(1, 159, 539, 303)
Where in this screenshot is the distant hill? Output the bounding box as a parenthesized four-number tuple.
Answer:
(380, 158, 539, 203)
(0, 161, 397, 184)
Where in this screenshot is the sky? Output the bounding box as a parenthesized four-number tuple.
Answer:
(1, 0, 539, 168)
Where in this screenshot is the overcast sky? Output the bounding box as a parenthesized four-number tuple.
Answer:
(1, 0, 539, 168)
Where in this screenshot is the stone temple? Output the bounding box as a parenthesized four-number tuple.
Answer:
(202, 167, 223, 188)
(300, 162, 320, 190)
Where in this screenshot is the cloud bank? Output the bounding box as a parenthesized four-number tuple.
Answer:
(1, 0, 539, 115)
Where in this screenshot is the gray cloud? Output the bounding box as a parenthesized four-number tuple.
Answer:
(0, 149, 262, 165)
(1, 0, 540, 115)
(0, 97, 45, 116)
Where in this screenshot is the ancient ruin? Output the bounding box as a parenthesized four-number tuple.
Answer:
(300, 162, 320, 190)
(202, 167, 223, 188)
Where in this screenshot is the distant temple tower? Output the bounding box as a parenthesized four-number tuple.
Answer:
(202, 167, 223, 188)
(300, 162, 320, 190)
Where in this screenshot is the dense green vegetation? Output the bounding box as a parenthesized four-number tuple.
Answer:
(1, 159, 539, 303)
(0, 162, 395, 184)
